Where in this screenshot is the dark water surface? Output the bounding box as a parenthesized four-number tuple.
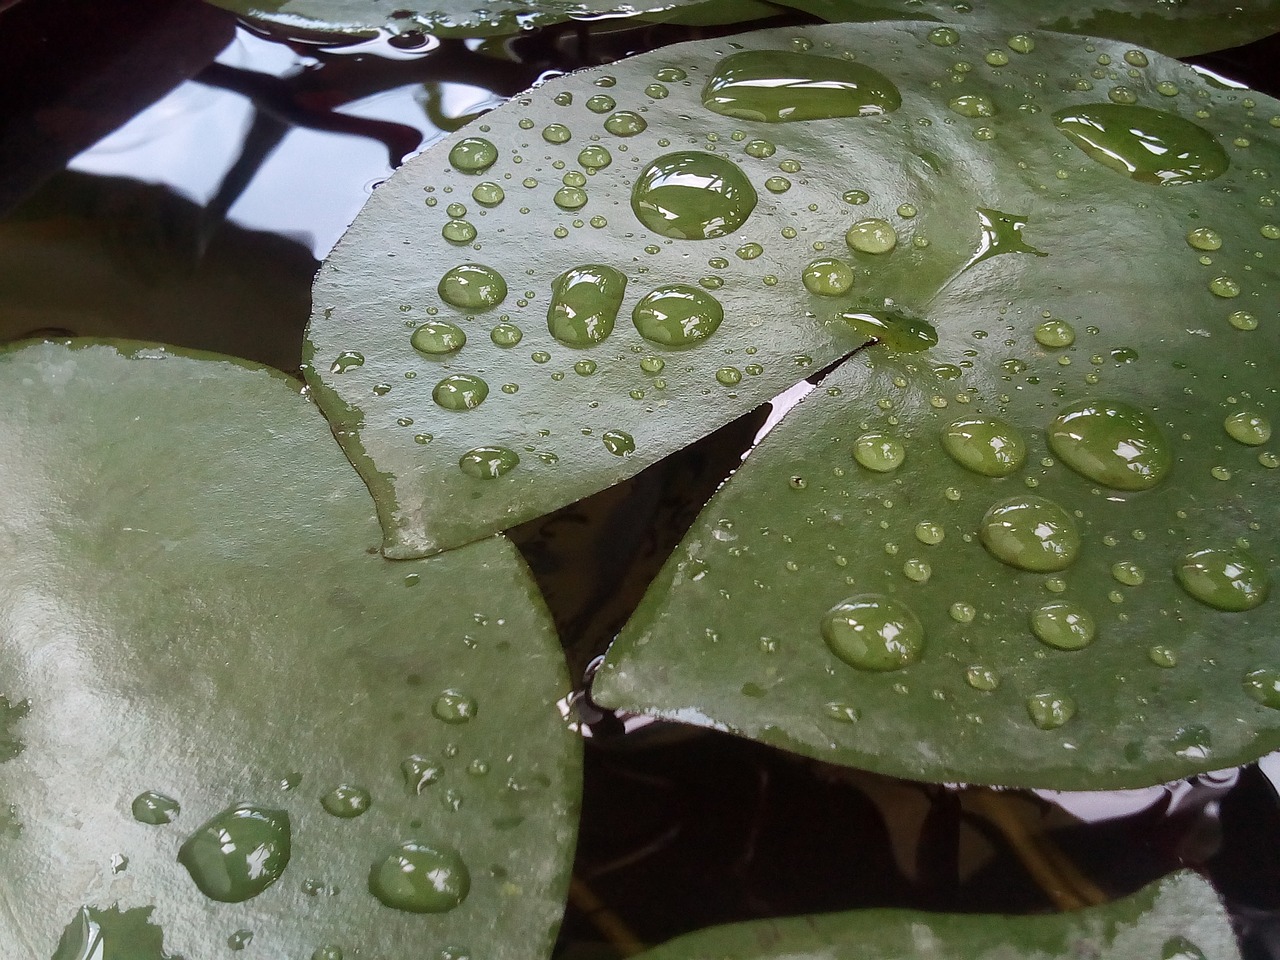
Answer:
(3, 1, 1280, 957)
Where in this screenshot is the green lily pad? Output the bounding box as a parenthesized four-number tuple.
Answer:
(0, 341, 579, 958)
(202, 0, 749, 39)
(589, 23, 1280, 790)
(770, 0, 1280, 57)
(632, 871, 1241, 960)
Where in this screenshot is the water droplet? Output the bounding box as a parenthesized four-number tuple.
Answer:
(433, 690, 477, 724)
(1224, 410, 1271, 446)
(853, 431, 905, 472)
(491, 322, 523, 347)
(441, 219, 477, 244)
(131, 790, 180, 825)
(1051, 104, 1229, 185)
(716, 366, 742, 386)
(941, 416, 1026, 477)
(745, 139, 776, 159)
(553, 186, 588, 211)
(459, 447, 519, 479)
(312, 946, 344, 960)
(472, 181, 504, 206)
(845, 218, 896, 254)
(1209, 276, 1240, 298)
(1030, 601, 1096, 650)
(821, 594, 925, 672)
(401, 756, 441, 794)
(1243, 669, 1280, 709)
(321, 785, 371, 818)
(578, 145, 612, 172)
(603, 430, 636, 456)
(640, 355, 665, 374)
(1112, 560, 1145, 586)
(1186, 226, 1222, 251)
(764, 175, 791, 194)
(984, 49, 1010, 66)
(438, 264, 507, 310)
(1171, 724, 1212, 760)
(178, 804, 291, 903)
(979, 496, 1080, 572)
(633, 284, 724, 345)
(547, 264, 627, 346)
(631, 151, 757, 241)
(702, 50, 901, 122)
(656, 67, 686, 82)
(604, 111, 646, 136)
(1008, 34, 1035, 54)
(411, 321, 466, 356)
(928, 26, 959, 46)
(543, 123, 571, 144)
(433, 374, 489, 411)
(915, 520, 945, 545)
(965, 665, 999, 691)
(228, 929, 253, 951)
(449, 138, 498, 174)
(369, 841, 470, 914)
(1228, 310, 1258, 331)
(646, 83, 669, 99)
(949, 601, 976, 623)
(902, 558, 931, 583)
(841, 311, 938, 352)
(1034, 319, 1075, 347)
(1175, 547, 1270, 611)
(1026, 691, 1076, 730)
(1162, 936, 1207, 960)
(801, 257, 854, 296)
(949, 94, 996, 118)
(586, 94, 616, 114)
(330, 351, 365, 374)
(1148, 645, 1178, 668)
(1047, 400, 1171, 491)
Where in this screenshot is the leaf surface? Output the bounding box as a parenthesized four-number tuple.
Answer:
(632, 871, 1241, 960)
(0, 341, 579, 959)
(593, 23, 1280, 789)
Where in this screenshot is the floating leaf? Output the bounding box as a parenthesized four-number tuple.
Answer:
(590, 22, 1280, 790)
(631, 871, 1241, 960)
(770, 0, 1280, 57)
(0, 341, 579, 958)
(204, 0, 752, 39)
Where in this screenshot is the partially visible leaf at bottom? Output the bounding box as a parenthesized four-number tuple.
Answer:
(632, 870, 1240, 960)
(0, 341, 579, 959)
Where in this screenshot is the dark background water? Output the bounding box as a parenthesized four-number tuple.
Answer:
(2, 1, 1280, 956)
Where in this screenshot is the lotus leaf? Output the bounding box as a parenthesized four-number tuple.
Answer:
(0, 341, 579, 958)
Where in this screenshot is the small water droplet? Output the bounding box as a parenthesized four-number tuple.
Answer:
(965, 665, 999, 691)
(1030, 601, 1097, 650)
(948, 94, 996, 118)
(543, 123, 571, 144)
(449, 138, 498, 174)
(801, 257, 854, 296)
(228, 929, 253, 951)
(1224, 410, 1272, 446)
(702, 50, 901, 122)
(321, 785, 371, 819)
(472, 181, 504, 206)
(1034, 319, 1075, 347)
(1162, 936, 1207, 960)
(490, 322, 523, 347)
(853, 431, 905, 472)
(845, 218, 896, 254)
(433, 690, 477, 724)
(602, 430, 636, 457)
(979, 496, 1080, 572)
(578, 145, 612, 171)
(1111, 560, 1145, 586)
(1148, 645, 1178, 668)
(633, 284, 724, 345)
(941, 415, 1026, 476)
(928, 26, 959, 46)
(1026, 691, 1076, 730)
(459, 447, 519, 479)
(178, 804, 291, 903)
(1243, 669, 1280, 709)
(1209, 276, 1241, 298)
(1175, 547, 1270, 611)
(312, 947, 343, 960)
(438, 264, 507, 310)
(131, 791, 180, 825)
(821, 594, 925, 672)
(330, 351, 365, 374)
(368, 841, 470, 914)
(433, 374, 489, 411)
(401, 756, 441, 794)
(1186, 226, 1222, 251)
(949, 601, 976, 623)
(1047, 399, 1171, 490)
(411, 321, 466, 356)
(915, 520, 945, 545)
(604, 111, 646, 136)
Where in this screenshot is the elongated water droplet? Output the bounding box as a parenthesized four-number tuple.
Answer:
(841, 311, 938, 353)
(1112, 560, 1145, 586)
(965, 208, 1046, 270)
(330, 351, 365, 374)
(1047, 400, 1171, 491)
(845, 218, 896, 254)
(433, 374, 489, 411)
(949, 94, 996, 118)
(1162, 936, 1208, 960)
(1243, 669, 1280, 709)
(438, 264, 507, 310)
(321, 785, 371, 818)
(369, 841, 470, 913)
(547, 264, 627, 346)
(702, 51, 901, 122)
(941, 416, 1026, 477)
(602, 430, 636, 456)
(633, 284, 724, 345)
(1176, 547, 1270, 611)
(928, 27, 959, 46)
(178, 805, 291, 903)
(980, 496, 1080, 572)
(631, 152, 757, 241)
(1224, 410, 1271, 445)
(801, 257, 854, 296)
(132, 791, 180, 825)
(1030, 601, 1096, 650)
(411, 321, 466, 356)
(853, 431, 905, 472)
(1051, 104, 1229, 185)
(1026, 691, 1076, 729)
(1186, 227, 1222, 251)
(821, 594, 924, 671)
(449, 138, 498, 174)
(459, 447, 519, 479)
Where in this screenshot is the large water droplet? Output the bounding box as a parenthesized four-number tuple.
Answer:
(459, 447, 519, 479)
(1243, 669, 1280, 709)
(1051, 104, 1229, 185)
(821, 594, 925, 671)
(1047, 400, 1171, 491)
(438, 264, 507, 310)
(980, 496, 1080, 572)
(631, 152, 757, 241)
(1026, 691, 1077, 729)
(801, 257, 854, 296)
(1175, 547, 1270, 611)
(578, 145, 612, 171)
(369, 841, 470, 913)
(449, 138, 498, 174)
(604, 111, 646, 136)
(132, 791, 180, 825)
(853, 431, 905, 472)
(1224, 410, 1271, 445)
(547, 264, 627, 346)
(948, 94, 996, 118)
(178, 804, 291, 903)
(633, 285, 724, 345)
(941, 416, 1026, 476)
(844, 218, 896, 254)
(702, 51, 901, 122)
(433, 374, 489, 411)
(321, 785, 371, 818)
(1030, 602, 1097, 650)
(411, 321, 466, 356)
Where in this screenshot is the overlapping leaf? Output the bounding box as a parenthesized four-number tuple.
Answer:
(0, 341, 579, 958)
(772, 0, 1280, 57)
(591, 22, 1280, 790)
(633, 871, 1241, 960)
